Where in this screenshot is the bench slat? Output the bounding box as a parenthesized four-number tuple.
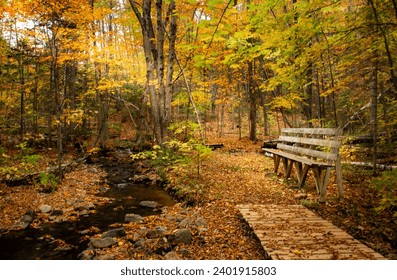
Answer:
(282, 128, 341, 136)
(277, 143, 338, 162)
(278, 135, 341, 148)
(263, 148, 333, 167)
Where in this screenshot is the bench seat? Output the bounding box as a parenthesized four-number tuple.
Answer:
(263, 148, 334, 168)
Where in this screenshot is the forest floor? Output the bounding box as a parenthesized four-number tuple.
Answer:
(0, 133, 396, 260)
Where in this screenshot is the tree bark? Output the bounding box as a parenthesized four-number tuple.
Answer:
(303, 63, 313, 125)
(129, 0, 177, 145)
(248, 61, 257, 141)
(370, 57, 378, 175)
(368, 0, 397, 97)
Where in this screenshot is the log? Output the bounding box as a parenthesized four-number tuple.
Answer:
(206, 144, 224, 150)
(3, 156, 87, 187)
(346, 161, 397, 170)
(261, 140, 278, 149)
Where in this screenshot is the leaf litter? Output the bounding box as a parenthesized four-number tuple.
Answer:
(0, 134, 396, 259)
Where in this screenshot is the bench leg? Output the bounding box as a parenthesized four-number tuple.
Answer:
(285, 159, 294, 179)
(298, 164, 310, 189)
(281, 157, 288, 175)
(274, 155, 281, 173)
(313, 167, 331, 202)
(335, 159, 344, 200)
(312, 167, 324, 195)
(295, 162, 302, 183)
(320, 168, 332, 202)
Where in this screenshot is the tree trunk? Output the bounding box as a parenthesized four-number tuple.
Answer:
(129, 0, 177, 145)
(18, 51, 25, 141)
(248, 61, 257, 141)
(370, 58, 378, 175)
(261, 91, 270, 136)
(165, 0, 177, 129)
(392, 0, 397, 19)
(48, 16, 63, 179)
(303, 63, 313, 126)
(368, 0, 397, 97)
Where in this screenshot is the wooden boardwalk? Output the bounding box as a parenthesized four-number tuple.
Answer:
(237, 204, 387, 260)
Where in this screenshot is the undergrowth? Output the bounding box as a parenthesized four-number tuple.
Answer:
(130, 121, 212, 204)
(371, 168, 397, 219)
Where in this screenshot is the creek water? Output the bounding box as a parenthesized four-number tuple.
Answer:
(0, 150, 175, 260)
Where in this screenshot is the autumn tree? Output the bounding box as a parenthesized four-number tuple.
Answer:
(127, 0, 177, 145)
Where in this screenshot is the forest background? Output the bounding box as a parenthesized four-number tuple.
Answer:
(1, 0, 397, 156)
(1, 0, 397, 151)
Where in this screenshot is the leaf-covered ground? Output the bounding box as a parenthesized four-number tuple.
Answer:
(0, 134, 396, 259)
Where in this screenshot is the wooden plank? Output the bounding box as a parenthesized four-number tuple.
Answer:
(282, 128, 341, 136)
(263, 148, 332, 167)
(279, 135, 341, 149)
(277, 143, 338, 162)
(237, 204, 387, 260)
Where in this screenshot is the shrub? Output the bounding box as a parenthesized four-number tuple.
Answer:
(22, 154, 41, 166)
(130, 121, 212, 203)
(38, 172, 59, 193)
(371, 168, 397, 218)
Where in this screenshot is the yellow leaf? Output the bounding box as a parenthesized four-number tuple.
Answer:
(292, 249, 304, 255)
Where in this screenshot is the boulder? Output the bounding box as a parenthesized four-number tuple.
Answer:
(174, 229, 192, 244)
(74, 203, 95, 211)
(139, 201, 161, 208)
(178, 217, 193, 228)
(79, 229, 91, 235)
(127, 232, 142, 243)
(11, 221, 30, 230)
(25, 209, 36, 217)
(146, 229, 159, 239)
(134, 238, 146, 248)
(94, 254, 115, 260)
(155, 226, 166, 234)
(179, 248, 190, 257)
(39, 205, 52, 214)
(79, 209, 89, 217)
(89, 237, 116, 248)
(78, 249, 95, 260)
(195, 217, 207, 228)
(21, 214, 34, 223)
(51, 209, 63, 216)
(164, 251, 181, 260)
(125, 213, 144, 223)
(101, 228, 126, 238)
(117, 183, 128, 189)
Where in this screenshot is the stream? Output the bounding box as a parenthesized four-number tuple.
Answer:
(0, 150, 175, 260)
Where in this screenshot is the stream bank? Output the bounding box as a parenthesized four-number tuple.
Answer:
(0, 149, 177, 259)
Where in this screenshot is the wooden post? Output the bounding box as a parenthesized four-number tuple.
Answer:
(335, 158, 344, 200)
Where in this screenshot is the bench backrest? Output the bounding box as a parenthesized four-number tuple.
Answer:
(277, 128, 342, 163)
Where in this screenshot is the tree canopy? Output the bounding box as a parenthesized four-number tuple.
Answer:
(0, 0, 396, 146)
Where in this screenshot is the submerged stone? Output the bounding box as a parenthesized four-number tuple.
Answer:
(139, 201, 161, 208)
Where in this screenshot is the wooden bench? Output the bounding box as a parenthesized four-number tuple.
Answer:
(263, 128, 343, 202)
